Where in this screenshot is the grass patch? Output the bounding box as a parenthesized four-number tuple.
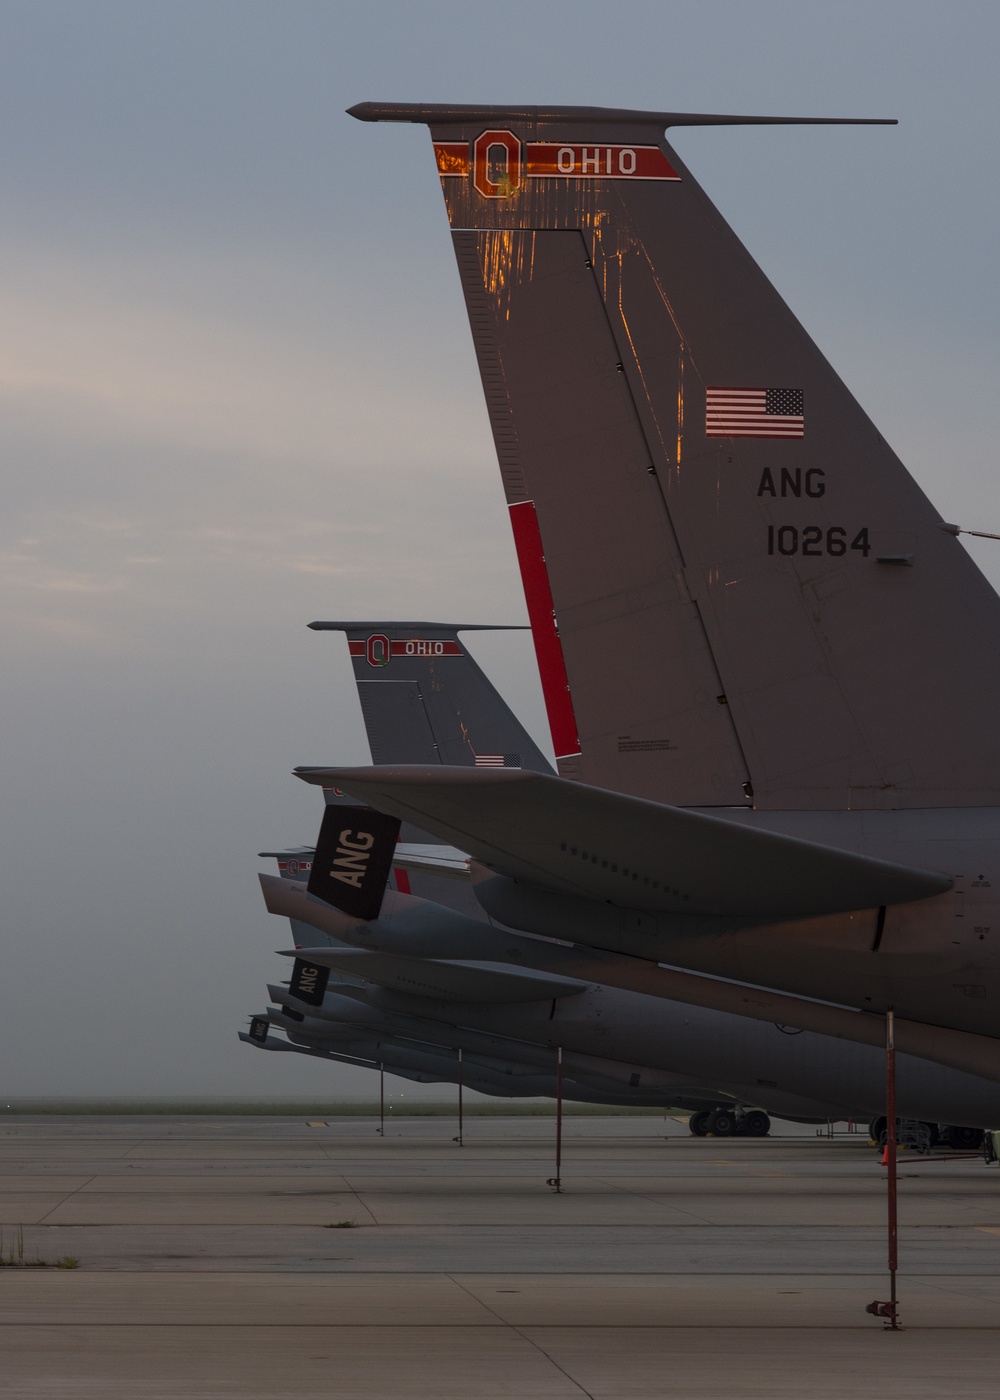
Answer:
(0, 1226, 79, 1269)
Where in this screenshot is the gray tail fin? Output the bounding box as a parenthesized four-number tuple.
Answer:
(309, 621, 553, 775)
(310, 620, 552, 912)
(353, 102, 1000, 811)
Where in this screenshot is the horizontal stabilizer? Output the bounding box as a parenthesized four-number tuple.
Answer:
(392, 842, 471, 880)
(295, 766, 951, 918)
(239, 1029, 284, 1052)
(281, 945, 585, 1004)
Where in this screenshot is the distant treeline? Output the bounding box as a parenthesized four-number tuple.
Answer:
(0, 1100, 672, 1117)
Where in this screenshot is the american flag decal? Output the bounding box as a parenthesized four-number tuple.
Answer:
(706, 387, 804, 439)
(474, 753, 522, 768)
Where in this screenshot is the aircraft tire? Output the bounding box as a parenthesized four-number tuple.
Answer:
(707, 1108, 736, 1137)
(869, 1116, 886, 1144)
(743, 1110, 771, 1137)
(688, 1110, 712, 1137)
(943, 1125, 984, 1151)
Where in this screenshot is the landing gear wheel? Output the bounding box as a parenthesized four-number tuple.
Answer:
(688, 1110, 711, 1137)
(743, 1110, 771, 1137)
(943, 1125, 983, 1150)
(707, 1108, 736, 1137)
(869, 1116, 886, 1145)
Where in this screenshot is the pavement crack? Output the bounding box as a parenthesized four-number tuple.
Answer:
(446, 1274, 597, 1399)
(34, 1173, 98, 1225)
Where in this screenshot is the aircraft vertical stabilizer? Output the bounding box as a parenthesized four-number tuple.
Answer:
(351, 102, 1000, 811)
(308, 621, 553, 774)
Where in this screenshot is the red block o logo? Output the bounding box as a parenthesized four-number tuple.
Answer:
(473, 130, 521, 199)
(366, 634, 390, 668)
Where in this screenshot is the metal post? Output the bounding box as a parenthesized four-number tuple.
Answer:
(886, 1007, 899, 1327)
(378, 1061, 385, 1136)
(455, 1048, 464, 1146)
(546, 1052, 560, 1192)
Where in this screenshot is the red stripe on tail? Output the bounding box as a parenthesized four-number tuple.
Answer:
(508, 501, 581, 760)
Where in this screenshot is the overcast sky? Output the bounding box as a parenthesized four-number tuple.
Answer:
(2, 0, 998, 1098)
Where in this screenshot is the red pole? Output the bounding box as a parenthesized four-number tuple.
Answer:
(378, 1061, 385, 1137)
(886, 1008, 899, 1327)
(554, 1046, 563, 1192)
(457, 1048, 464, 1147)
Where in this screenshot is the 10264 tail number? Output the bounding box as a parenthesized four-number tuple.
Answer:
(767, 525, 870, 558)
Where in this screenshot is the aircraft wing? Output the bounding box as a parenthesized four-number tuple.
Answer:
(295, 765, 951, 919)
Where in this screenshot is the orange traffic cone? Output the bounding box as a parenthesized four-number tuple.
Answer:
(881, 1144, 889, 1165)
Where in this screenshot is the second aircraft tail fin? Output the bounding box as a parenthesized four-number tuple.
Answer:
(309, 620, 553, 775)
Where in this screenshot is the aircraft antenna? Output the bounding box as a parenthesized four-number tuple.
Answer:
(941, 523, 1000, 542)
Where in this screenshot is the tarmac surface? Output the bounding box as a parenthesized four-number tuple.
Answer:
(1, 1112, 999, 1397)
